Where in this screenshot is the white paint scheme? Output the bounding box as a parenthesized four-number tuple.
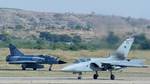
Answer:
(61, 37, 146, 80)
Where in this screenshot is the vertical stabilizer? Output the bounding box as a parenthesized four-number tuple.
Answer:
(109, 37, 134, 60)
(9, 44, 24, 56)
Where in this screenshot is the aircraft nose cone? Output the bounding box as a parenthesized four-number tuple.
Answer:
(58, 60, 67, 64)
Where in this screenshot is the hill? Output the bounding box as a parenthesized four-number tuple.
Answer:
(0, 8, 150, 50)
(0, 8, 150, 39)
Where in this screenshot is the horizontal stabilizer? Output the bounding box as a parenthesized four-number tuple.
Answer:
(101, 59, 145, 68)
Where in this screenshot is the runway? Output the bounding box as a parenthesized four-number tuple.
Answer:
(0, 67, 149, 84)
(0, 77, 149, 84)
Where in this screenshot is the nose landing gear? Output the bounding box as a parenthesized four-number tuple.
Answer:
(77, 72, 82, 79)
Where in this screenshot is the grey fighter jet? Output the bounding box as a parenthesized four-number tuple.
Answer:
(61, 37, 147, 80)
(6, 44, 66, 71)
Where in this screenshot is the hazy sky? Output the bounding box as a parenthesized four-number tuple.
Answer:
(0, 0, 149, 19)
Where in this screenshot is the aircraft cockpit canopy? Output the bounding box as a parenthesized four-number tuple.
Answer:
(74, 57, 91, 63)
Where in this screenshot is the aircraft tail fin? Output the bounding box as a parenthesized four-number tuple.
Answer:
(109, 37, 134, 60)
(9, 44, 24, 56)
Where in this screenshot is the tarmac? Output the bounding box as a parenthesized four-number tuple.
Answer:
(0, 77, 149, 84)
(0, 67, 149, 84)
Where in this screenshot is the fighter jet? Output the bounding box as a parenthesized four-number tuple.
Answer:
(6, 44, 66, 71)
(61, 37, 147, 80)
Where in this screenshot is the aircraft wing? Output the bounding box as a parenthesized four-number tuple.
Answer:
(101, 59, 146, 68)
(8, 61, 37, 64)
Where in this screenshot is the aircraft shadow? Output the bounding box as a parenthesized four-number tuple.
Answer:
(58, 77, 124, 80)
(0, 69, 50, 71)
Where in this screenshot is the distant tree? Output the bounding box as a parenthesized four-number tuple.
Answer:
(147, 25, 150, 29)
(75, 24, 82, 30)
(15, 25, 25, 29)
(60, 34, 72, 42)
(72, 35, 82, 43)
(0, 34, 7, 41)
(39, 32, 81, 43)
(53, 13, 62, 18)
(134, 34, 150, 49)
(34, 39, 44, 49)
(106, 32, 119, 45)
(85, 23, 94, 30)
(69, 44, 79, 50)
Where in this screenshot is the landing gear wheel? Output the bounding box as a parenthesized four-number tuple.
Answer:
(33, 68, 37, 70)
(110, 74, 115, 80)
(93, 74, 99, 79)
(22, 67, 26, 70)
(78, 76, 82, 79)
(77, 72, 82, 80)
(49, 64, 52, 71)
(21, 65, 26, 70)
(48, 69, 52, 71)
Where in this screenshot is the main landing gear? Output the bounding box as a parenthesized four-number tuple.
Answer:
(92, 71, 115, 80)
(21, 64, 26, 70)
(49, 64, 53, 71)
(93, 71, 99, 79)
(33, 68, 37, 70)
(110, 70, 115, 80)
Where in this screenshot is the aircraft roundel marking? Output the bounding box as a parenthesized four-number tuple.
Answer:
(124, 46, 126, 48)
